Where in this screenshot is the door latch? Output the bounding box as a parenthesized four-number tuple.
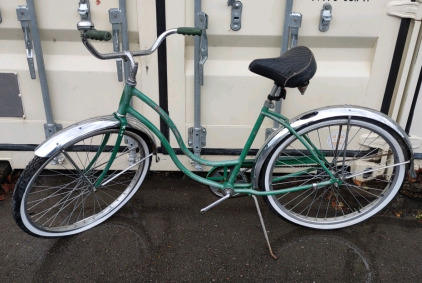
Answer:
(77, 0, 94, 30)
(196, 12, 208, 85)
(289, 13, 302, 48)
(16, 6, 36, 79)
(78, 0, 91, 20)
(109, 8, 123, 82)
(227, 0, 242, 31)
(319, 3, 332, 32)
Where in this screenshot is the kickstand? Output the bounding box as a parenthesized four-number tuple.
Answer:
(251, 195, 278, 260)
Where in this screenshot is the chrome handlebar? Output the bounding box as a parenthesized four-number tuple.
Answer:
(81, 28, 178, 61)
(77, 16, 201, 85)
(80, 28, 178, 86)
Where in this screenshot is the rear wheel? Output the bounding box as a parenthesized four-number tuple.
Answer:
(259, 117, 408, 229)
(13, 128, 151, 237)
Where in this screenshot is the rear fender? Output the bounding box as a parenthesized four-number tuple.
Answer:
(35, 115, 157, 158)
(251, 105, 415, 189)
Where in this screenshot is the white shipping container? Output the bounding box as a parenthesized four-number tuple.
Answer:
(1, 0, 421, 170)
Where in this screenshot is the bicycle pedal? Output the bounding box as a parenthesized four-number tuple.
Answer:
(200, 192, 231, 212)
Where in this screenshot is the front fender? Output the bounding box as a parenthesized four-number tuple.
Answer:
(252, 105, 415, 189)
(35, 114, 157, 158)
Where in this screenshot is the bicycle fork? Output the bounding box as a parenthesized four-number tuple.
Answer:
(91, 113, 128, 188)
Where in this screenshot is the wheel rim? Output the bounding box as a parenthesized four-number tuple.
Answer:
(20, 129, 150, 236)
(264, 119, 406, 229)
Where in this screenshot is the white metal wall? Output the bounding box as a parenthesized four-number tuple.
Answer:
(0, 0, 142, 168)
(0, 0, 417, 170)
(162, 0, 406, 169)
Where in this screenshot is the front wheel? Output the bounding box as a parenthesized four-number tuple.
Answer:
(259, 117, 408, 229)
(13, 128, 151, 237)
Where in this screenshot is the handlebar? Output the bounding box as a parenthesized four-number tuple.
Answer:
(176, 27, 202, 36)
(80, 26, 202, 86)
(84, 30, 112, 41)
(81, 27, 201, 60)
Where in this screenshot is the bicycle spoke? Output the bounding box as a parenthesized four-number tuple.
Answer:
(15, 129, 151, 236)
(263, 117, 407, 229)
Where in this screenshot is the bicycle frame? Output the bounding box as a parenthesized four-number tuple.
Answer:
(93, 83, 338, 196)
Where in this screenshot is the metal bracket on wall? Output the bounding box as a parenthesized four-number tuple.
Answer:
(77, 0, 94, 30)
(197, 12, 208, 85)
(16, 1, 62, 139)
(44, 123, 63, 139)
(16, 6, 36, 79)
(191, 0, 208, 171)
(289, 12, 302, 48)
(227, 0, 242, 31)
(118, 0, 130, 82)
(265, 9, 302, 140)
(319, 3, 332, 32)
(109, 8, 124, 82)
(107, 1, 130, 82)
(78, 0, 91, 21)
(188, 127, 207, 148)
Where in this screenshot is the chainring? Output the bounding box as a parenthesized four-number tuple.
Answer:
(208, 167, 248, 197)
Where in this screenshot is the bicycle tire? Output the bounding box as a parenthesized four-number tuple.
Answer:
(13, 128, 151, 237)
(259, 116, 408, 229)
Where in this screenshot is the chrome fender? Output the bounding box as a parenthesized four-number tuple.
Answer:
(252, 105, 415, 189)
(35, 114, 157, 158)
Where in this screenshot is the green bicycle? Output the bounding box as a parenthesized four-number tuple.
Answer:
(13, 22, 415, 242)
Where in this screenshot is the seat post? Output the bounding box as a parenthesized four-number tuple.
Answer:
(267, 85, 286, 101)
(268, 84, 279, 99)
(266, 85, 285, 138)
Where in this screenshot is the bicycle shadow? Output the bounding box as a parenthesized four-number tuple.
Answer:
(269, 228, 375, 283)
(32, 216, 153, 282)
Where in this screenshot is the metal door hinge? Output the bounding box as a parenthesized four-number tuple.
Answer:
(44, 123, 63, 139)
(387, 1, 422, 20)
(319, 3, 332, 32)
(16, 6, 36, 79)
(188, 127, 207, 148)
(228, 0, 242, 31)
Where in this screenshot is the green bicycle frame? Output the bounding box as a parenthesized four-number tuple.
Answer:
(94, 84, 338, 195)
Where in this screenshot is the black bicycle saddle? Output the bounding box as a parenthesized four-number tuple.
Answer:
(249, 46, 317, 88)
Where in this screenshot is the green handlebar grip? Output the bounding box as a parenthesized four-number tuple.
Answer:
(177, 27, 202, 36)
(84, 30, 112, 41)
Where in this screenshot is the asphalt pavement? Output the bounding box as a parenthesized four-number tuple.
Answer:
(1, 172, 422, 282)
